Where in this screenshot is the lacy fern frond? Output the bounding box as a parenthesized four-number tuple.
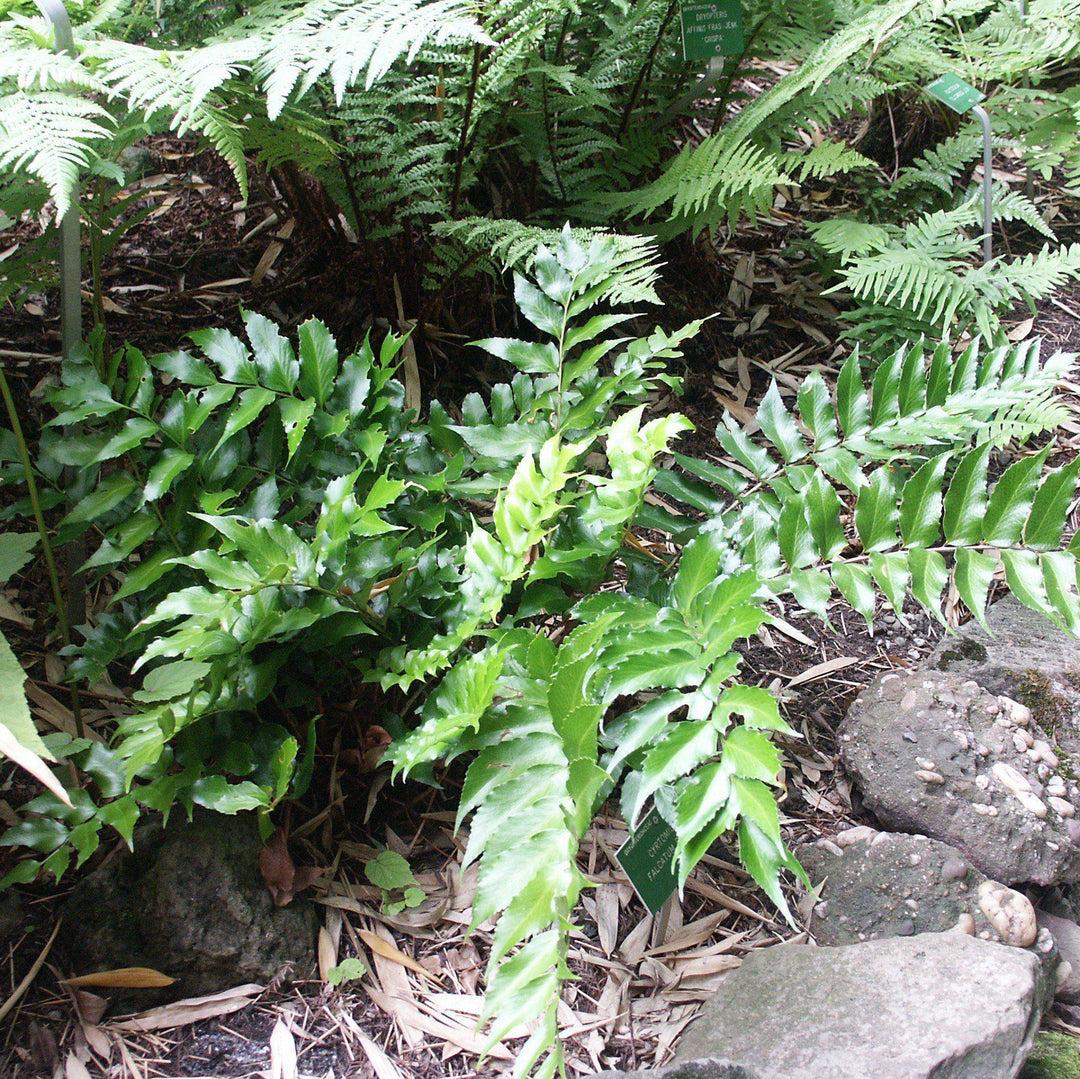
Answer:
(0, 0, 485, 217)
(430, 218, 664, 304)
(824, 194, 1078, 344)
(0, 90, 114, 218)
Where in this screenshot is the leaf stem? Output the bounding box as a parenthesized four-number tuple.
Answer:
(450, 44, 483, 217)
(0, 364, 84, 738)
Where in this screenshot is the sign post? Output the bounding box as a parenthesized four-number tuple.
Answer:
(925, 74, 993, 264)
(679, 0, 744, 62)
(616, 807, 680, 915)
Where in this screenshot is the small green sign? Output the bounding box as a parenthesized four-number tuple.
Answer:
(680, 0, 744, 61)
(925, 73, 985, 114)
(616, 808, 679, 915)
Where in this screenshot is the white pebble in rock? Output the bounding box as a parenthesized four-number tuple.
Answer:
(916, 756, 937, 771)
(977, 881, 1038, 948)
(997, 697, 1032, 726)
(1050, 796, 1076, 819)
(975, 775, 990, 790)
(952, 913, 976, 935)
(916, 769, 945, 785)
(1047, 777, 1067, 799)
(941, 858, 968, 882)
(992, 761, 1032, 796)
(901, 690, 918, 711)
(835, 826, 878, 847)
(1015, 790, 1049, 819)
(1031, 741, 1059, 768)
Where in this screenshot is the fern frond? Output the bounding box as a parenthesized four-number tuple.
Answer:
(658, 336, 1080, 635)
(788, 138, 875, 181)
(430, 218, 664, 304)
(0, 91, 113, 217)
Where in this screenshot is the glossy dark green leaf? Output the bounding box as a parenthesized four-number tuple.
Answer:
(297, 318, 338, 405)
(245, 311, 299, 393)
(983, 446, 1051, 546)
(804, 472, 845, 560)
(144, 449, 195, 502)
(796, 371, 837, 448)
(472, 338, 561, 375)
(854, 467, 899, 552)
(757, 381, 806, 463)
(952, 548, 998, 631)
(908, 548, 948, 625)
(836, 349, 869, 436)
(899, 454, 949, 547)
(1025, 457, 1080, 551)
(942, 445, 991, 546)
(832, 562, 875, 625)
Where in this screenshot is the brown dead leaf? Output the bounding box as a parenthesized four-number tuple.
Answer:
(72, 990, 108, 1025)
(109, 984, 263, 1032)
(359, 929, 443, 985)
(357, 1032, 407, 1079)
(267, 1018, 298, 1079)
(786, 655, 861, 688)
(259, 827, 323, 906)
(65, 1053, 92, 1079)
(318, 927, 337, 982)
(64, 967, 174, 989)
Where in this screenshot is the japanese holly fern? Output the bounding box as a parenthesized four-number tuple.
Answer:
(385, 232, 804, 1079)
(388, 252, 1080, 1077)
(657, 337, 1080, 637)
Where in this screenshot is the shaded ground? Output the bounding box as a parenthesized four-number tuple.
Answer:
(3, 133, 1080, 1077)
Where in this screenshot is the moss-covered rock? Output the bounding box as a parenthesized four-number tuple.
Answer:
(1022, 1032, 1080, 1079)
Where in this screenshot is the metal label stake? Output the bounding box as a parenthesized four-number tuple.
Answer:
(925, 73, 993, 264)
(971, 104, 994, 265)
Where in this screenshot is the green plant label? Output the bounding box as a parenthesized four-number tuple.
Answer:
(616, 808, 679, 914)
(680, 1, 744, 61)
(925, 74, 985, 114)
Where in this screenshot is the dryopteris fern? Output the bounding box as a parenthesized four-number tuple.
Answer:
(606, 0, 932, 234)
(429, 217, 664, 303)
(658, 336, 1080, 638)
(809, 193, 1080, 349)
(0, 0, 486, 216)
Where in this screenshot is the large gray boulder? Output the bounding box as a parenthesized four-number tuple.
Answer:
(930, 595, 1080, 760)
(64, 810, 316, 1006)
(797, 829, 994, 943)
(839, 669, 1080, 885)
(593, 1062, 759, 1079)
(674, 934, 1049, 1079)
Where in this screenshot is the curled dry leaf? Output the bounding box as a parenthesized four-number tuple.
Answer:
(63, 967, 175, 989)
(317, 927, 337, 982)
(73, 989, 108, 1025)
(259, 827, 324, 906)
